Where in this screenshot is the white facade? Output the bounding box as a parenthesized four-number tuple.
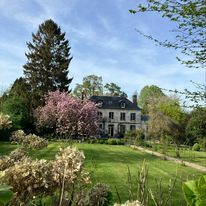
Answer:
(97, 108, 142, 137)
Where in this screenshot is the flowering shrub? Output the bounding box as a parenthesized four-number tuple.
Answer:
(0, 148, 27, 171)
(0, 113, 12, 130)
(10, 130, 26, 143)
(10, 130, 48, 149)
(34, 90, 98, 138)
(88, 183, 113, 206)
(1, 158, 54, 205)
(52, 146, 90, 189)
(0, 146, 91, 205)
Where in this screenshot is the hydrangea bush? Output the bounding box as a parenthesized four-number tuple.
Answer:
(0, 146, 91, 206)
(0, 113, 12, 130)
(10, 130, 48, 149)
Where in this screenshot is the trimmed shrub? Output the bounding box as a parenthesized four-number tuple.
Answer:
(107, 138, 117, 145)
(192, 143, 200, 151)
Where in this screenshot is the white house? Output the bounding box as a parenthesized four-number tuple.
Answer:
(90, 94, 147, 137)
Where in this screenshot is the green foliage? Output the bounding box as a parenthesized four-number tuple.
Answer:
(107, 138, 118, 145)
(192, 143, 201, 151)
(148, 96, 184, 145)
(125, 129, 145, 146)
(73, 75, 128, 99)
(183, 175, 206, 206)
(139, 85, 165, 114)
(23, 19, 73, 108)
(0, 185, 13, 205)
(73, 75, 103, 99)
(186, 108, 206, 144)
(0, 95, 30, 130)
(104, 82, 127, 97)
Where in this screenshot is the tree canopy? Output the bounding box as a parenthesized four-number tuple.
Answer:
(104, 82, 127, 97)
(72, 75, 128, 99)
(73, 75, 103, 100)
(23, 19, 73, 108)
(139, 85, 165, 113)
(34, 90, 98, 137)
(186, 107, 206, 144)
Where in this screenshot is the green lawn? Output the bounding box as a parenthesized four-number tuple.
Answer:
(0, 142, 204, 205)
(149, 143, 206, 167)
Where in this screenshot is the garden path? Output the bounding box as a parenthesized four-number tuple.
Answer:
(130, 145, 206, 173)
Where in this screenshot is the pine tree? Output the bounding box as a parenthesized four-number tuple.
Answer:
(23, 19, 72, 107)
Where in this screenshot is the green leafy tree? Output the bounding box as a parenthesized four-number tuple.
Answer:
(148, 96, 185, 156)
(1, 95, 30, 131)
(104, 82, 127, 97)
(155, 96, 184, 123)
(139, 85, 165, 114)
(186, 107, 206, 144)
(23, 19, 73, 108)
(73, 75, 103, 99)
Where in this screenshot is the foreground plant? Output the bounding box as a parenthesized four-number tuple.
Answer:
(0, 146, 94, 206)
(0, 148, 27, 171)
(183, 175, 206, 206)
(0, 185, 13, 205)
(11, 130, 48, 149)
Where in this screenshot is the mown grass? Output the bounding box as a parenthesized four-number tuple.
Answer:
(149, 143, 206, 167)
(0, 141, 204, 205)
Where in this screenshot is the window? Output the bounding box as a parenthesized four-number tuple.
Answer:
(119, 125, 126, 134)
(97, 112, 102, 119)
(130, 125, 136, 131)
(120, 102, 126, 108)
(97, 101, 103, 107)
(120, 112, 125, 121)
(99, 124, 103, 129)
(130, 113, 136, 121)
(109, 112, 114, 119)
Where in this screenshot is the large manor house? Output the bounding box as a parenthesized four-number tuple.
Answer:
(90, 94, 148, 137)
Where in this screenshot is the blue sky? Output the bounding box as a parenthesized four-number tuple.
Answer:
(0, 0, 204, 100)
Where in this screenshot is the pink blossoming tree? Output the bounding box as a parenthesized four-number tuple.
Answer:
(34, 90, 98, 138)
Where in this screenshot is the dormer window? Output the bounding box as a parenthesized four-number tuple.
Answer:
(120, 102, 126, 108)
(97, 100, 103, 107)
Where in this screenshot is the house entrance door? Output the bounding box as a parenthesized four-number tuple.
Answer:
(108, 124, 114, 137)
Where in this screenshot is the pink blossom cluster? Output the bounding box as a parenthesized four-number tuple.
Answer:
(34, 90, 98, 137)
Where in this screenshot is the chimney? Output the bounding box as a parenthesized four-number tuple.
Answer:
(132, 91, 138, 106)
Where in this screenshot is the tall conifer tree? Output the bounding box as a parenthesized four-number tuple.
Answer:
(23, 19, 72, 107)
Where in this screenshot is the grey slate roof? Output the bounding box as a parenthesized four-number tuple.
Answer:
(90, 95, 141, 110)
